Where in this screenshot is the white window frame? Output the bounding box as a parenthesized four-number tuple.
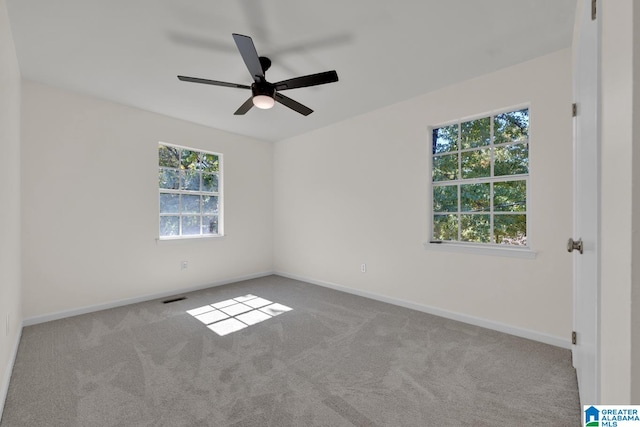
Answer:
(427, 105, 535, 258)
(158, 142, 223, 240)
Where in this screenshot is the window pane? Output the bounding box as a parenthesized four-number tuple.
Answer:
(460, 214, 490, 243)
(494, 109, 529, 144)
(159, 145, 222, 239)
(202, 195, 218, 214)
(160, 216, 179, 237)
(182, 194, 200, 214)
(182, 216, 201, 235)
(433, 154, 458, 182)
(159, 168, 179, 190)
(494, 214, 527, 245)
(461, 149, 490, 179)
(201, 153, 219, 172)
(432, 125, 458, 154)
(429, 110, 529, 248)
(433, 185, 457, 212)
(159, 193, 179, 214)
(181, 170, 200, 191)
(461, 117, 490, 149)
(494, 181, 526, 212)
(181, 149, 199, 170)
(159, 145, 180, 168)
(461, 183, 490, 212)
(433, 214, 458, 241)
(203, 173, 219, 193)
(203, 215, 218, 234)
(494, 143, 528, 176)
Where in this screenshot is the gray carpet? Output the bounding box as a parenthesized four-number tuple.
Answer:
(1, 275, 580, 426)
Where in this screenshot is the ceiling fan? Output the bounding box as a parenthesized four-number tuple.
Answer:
(178, 33, 339, 116)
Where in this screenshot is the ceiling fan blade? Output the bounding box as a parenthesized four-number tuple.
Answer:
(274, 70, 338, 91)
(232, 33, 265, 82)
(234, 97, 254, 115)
(275, 93, 313, 116)
(177, 76, 251, 90)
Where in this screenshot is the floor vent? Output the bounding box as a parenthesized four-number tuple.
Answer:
(163, 296, 187, 304)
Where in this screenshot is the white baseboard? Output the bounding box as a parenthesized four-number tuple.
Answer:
(275, 271, 571, 349)
(0, 325, 22, 422)
(20, 269, 570, 349)
(22, 271, 275, 327)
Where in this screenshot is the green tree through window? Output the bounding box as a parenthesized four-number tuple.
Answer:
(159, 143, 222, 238)
(431, 108, 528, 246)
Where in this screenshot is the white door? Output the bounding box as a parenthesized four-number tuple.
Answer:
(572, 0, 600, 406)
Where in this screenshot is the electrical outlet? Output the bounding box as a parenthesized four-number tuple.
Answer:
(181, 261, 188, 270)
(361, 263, 366, 273)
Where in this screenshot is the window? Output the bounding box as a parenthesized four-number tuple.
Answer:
(431, 108, 529, 246)
(158, 143, 222, 238)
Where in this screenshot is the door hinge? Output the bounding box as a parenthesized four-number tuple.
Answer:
(572, 103, 577, 117)
(572, 331, 577, 345)
(592, 0, 597, 20)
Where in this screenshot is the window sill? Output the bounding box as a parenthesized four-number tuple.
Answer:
(156, 234, 225, 243)
(423, 241, 537, 259)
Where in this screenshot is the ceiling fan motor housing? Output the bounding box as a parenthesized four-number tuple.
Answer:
(252, 82, 275, 99)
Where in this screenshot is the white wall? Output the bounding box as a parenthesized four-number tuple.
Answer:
(599, 0, 640, 404)
(274, 49, 573, 343)
(0, 0, 22, 417)
(599, 0, 634, 404)
(21, 81, 273, 320)
(633, 1, 640, 403)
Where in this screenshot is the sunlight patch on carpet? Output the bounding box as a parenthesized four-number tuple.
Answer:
(186, 294, 292, 336)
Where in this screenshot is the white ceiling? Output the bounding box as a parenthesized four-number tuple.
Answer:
(6, 0, 576, 142)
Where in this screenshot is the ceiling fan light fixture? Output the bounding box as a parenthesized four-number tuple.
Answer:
(253, 94, 275, 109)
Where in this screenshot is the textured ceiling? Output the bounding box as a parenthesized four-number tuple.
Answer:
(7, 0, 576, 142)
